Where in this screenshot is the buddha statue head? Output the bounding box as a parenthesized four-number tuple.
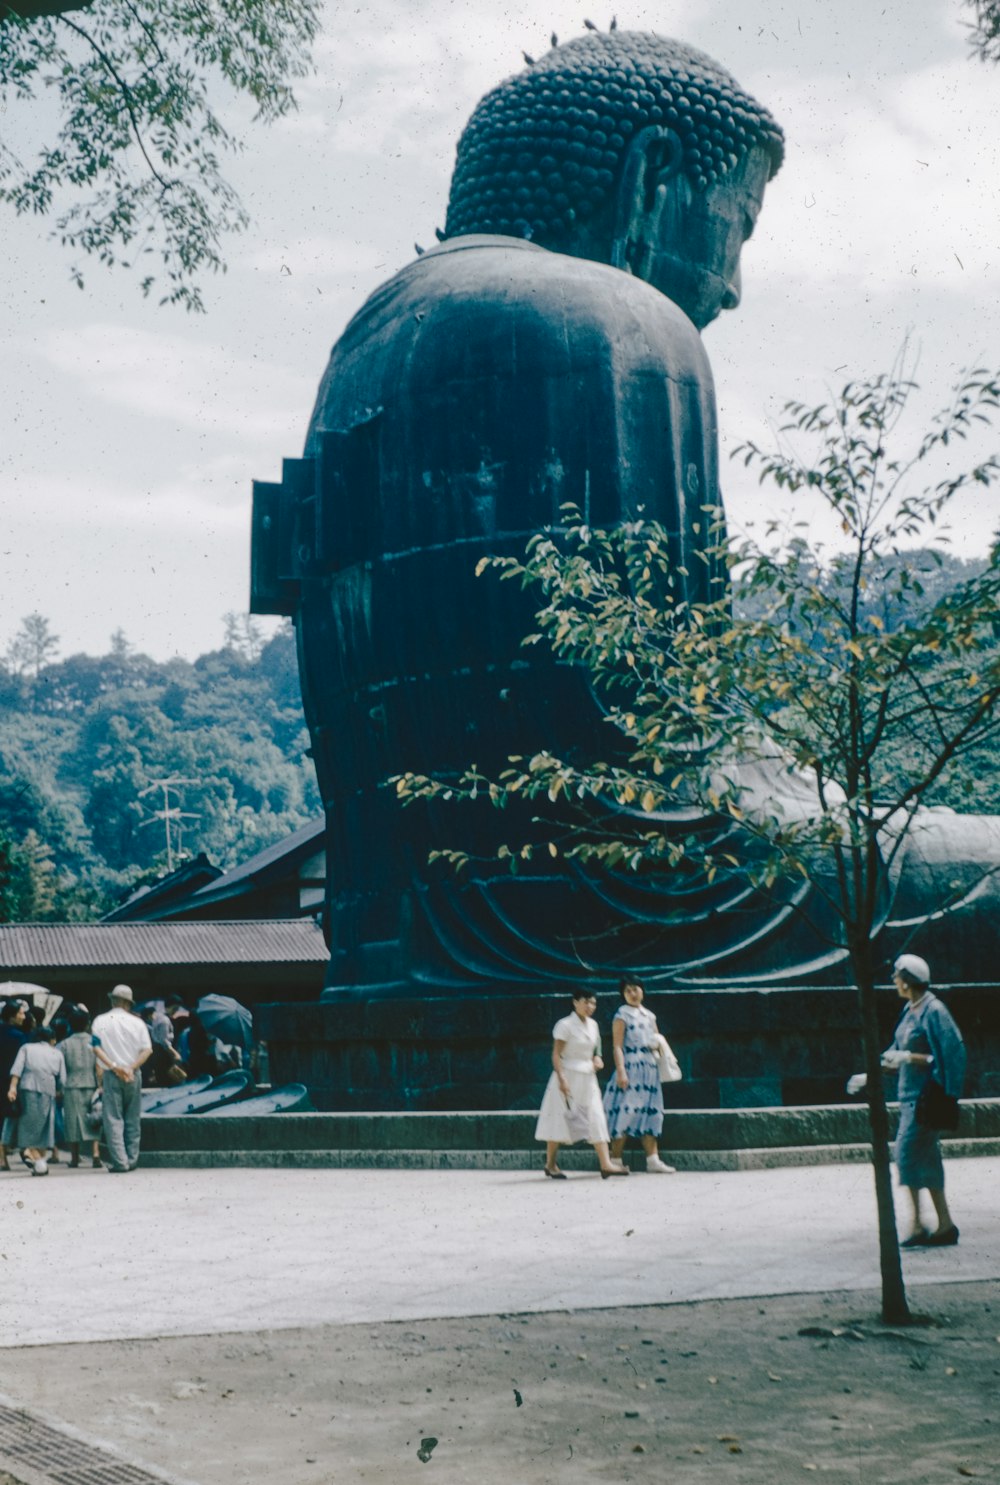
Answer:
(445, 30, 784, 329)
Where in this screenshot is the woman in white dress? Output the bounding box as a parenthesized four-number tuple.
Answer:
(534, 992, 629, 1179)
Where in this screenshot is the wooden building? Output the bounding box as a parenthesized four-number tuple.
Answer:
(105, 818, 326, 924)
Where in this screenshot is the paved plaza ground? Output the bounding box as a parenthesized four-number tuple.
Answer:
(1, 1160, 998, 1483)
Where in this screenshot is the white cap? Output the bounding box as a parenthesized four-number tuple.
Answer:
(110, 983, 134, 1004)
(894, 954, 930, 985)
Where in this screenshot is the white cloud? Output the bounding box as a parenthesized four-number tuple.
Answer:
(30, 324, 316, 444)
(753, 56, 1000, 293)
(298, 0, 712, 159)
(0, 477, 248, 659)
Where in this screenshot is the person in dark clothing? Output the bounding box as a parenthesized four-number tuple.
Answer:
(0, 1000, 29, 1171)
(139, 1003, 183, 1087)
(182, 1012, 239, 1077)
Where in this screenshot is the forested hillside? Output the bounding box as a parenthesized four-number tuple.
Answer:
(0, 615, 320, 921)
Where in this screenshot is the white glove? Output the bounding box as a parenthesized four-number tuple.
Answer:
(846, 1073, 867, 1096)
(880, 1049, 911, 1070)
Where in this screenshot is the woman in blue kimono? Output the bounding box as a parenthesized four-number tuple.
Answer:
(884, 954, 966, 1247)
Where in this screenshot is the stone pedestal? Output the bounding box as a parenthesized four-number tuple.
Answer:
(256, 982, 1000, 1112)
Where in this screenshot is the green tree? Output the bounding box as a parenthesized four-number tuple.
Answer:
(3, 827, 60, 917)
(0, 0, 320, 309)
(0, 824, 55, 919)
(394, 369, 1000, 1325)
(6, 612, 59, 678)
(223, 611, 267, 662)
(967, 0, 1000, 60)
(84, 712, 152, 868)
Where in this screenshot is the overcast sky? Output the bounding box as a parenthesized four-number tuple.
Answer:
(2, 0, 998, 662)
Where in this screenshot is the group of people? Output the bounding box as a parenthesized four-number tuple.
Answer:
(535, 957, 968, 1252)
(0, 984, 188, 1176)
(535, 978, 678, 1178)
(2, 955, 969, 1249)
(2, 985, 255, 1177)
(139, 994, 246, 1083)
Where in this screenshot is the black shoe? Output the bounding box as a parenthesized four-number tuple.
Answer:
(900, 1231, 930, 1248)
(925, 1225, 959, 1247)
(543, 1167, 567, 1179)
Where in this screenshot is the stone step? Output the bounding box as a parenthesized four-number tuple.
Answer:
(138, 1137, 1000, 1172)
(138, 1100, 1000, 1168)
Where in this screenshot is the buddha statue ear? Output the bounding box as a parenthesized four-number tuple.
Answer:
(610, 125, 686, 272)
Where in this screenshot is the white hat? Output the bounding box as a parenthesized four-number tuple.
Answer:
(110, 984, 134, 1004)
(894, 954, 930, 985)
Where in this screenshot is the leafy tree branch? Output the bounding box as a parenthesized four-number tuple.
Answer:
(0, 0, 320, 308)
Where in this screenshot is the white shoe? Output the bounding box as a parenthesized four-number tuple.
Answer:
(646, 1156, 676, 1174)
(32, 1159, 48, 1177)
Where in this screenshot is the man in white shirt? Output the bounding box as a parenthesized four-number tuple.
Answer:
(91, 984, 153, 1173)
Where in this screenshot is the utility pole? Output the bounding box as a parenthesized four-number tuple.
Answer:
(138, 777, 201, 871)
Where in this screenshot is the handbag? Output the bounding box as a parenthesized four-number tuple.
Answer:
(916, 1078, 960, 1132)
(6, 1087, 24, 1121)
(652, 1034, 682, 1084)
(563, 1095, 593, 1143)
(84, 1089, 103, 1139)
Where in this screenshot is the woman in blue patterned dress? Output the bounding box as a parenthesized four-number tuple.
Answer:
(603, 979, 676, 1173)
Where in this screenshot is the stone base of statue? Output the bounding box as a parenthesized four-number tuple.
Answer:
(254, 805, 1000, 1112)
(256, 980, 1000, 1113)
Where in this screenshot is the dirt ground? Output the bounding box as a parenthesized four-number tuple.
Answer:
(2, 1281, 999, 1484)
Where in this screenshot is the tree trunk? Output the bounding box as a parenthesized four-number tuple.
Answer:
(853, 946, 910, 1324)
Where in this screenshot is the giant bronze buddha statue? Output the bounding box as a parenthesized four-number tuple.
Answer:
(252, 30, 1000, 998)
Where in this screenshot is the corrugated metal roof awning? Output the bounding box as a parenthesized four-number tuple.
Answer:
(0, 920, 329, 970)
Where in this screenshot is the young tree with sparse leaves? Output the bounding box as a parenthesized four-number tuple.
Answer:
(393, 369, 1000, 1325)
(6, 612, 59, 677)
(223, 611, 266, 662)
(0, 0, 320, 309)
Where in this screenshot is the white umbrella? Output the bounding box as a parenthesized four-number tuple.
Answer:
(0, 981, 63, 1025)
